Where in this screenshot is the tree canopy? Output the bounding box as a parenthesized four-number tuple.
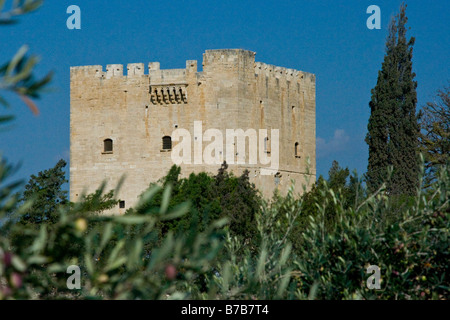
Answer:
(418, 85, 450, 186)
(19, 159, 68, 225)
(131, 162, 261, 242)
(366, 3, 419, 195)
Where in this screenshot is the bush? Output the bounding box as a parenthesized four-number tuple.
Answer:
(129, 163, 261, 243)
(1, 167, 227, 299)
(1, 156, 448, 300)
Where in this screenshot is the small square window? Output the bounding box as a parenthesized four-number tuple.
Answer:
(119, 200, 125, 209)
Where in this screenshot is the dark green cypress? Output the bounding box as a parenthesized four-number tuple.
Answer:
(365, 3, 419, 195)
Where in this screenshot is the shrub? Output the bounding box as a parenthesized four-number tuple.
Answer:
(1, 156, 448, 300)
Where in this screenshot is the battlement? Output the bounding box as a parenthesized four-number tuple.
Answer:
(70, 49, 315, 110)
(254, 62, 315, 83)
(70, 49, 315, 84)
(70, 65, 103, 77)
(70, 60, 198, 81)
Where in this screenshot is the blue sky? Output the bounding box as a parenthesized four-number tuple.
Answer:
(0, 0, 448, 190)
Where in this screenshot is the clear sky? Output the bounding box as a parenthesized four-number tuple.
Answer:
(0, 0, 448, 190)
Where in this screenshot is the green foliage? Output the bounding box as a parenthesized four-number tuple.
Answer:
(19, 159, 68, 226)
(418, 85, 450, 187)
(1, 0, 448, 300)
(130, 163, 261, 243)
(0, 157, 22, 222)
(296, 164, 449, 300)
(209, 189, 298, 299)
(366, 3, 419, 196)
(0, 0, 52, 120)
(209, 164, 448, 300)
(0, 163, 227, 299)
(213, 163, 261, 241)
(75, 188, 119, 215)
(1, 153, 449, 299)
(290, 161, 365, 250)
(0, 1, 44, 24)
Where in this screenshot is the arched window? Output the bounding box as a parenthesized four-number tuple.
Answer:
(162, 136, 172, 150)
(104, 139, 113, 153)
(295, 142, 300, 158)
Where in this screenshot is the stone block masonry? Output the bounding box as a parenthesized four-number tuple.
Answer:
(70, 49, 316, 214)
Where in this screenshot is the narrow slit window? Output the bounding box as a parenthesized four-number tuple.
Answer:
(295, 142, 300, 157)
(162, 136, 172, 150)
(104, 139, 113, 153)
(264, 137, 268, 152)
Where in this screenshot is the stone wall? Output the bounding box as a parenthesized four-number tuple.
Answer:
(70, 49, 316, 213)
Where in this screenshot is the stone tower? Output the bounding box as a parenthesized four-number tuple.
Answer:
(70, 49, 316, 213)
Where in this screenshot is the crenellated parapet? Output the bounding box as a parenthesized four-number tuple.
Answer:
(70, 60, 198, 79)
(254, 62, 315, 84)
(127, 63, 145, 76)
(70, 65, 103, 78)
(147, 61, 197, 105)
(70, 60, 200, 105)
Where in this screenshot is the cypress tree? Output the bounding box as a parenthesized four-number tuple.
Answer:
(365, 3, 419, 195)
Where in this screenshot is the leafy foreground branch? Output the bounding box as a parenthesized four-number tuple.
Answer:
(0, 157, 448, 299)
(0, 0, 52, 116)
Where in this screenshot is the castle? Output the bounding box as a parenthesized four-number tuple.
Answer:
(70, 49, 316, 213)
